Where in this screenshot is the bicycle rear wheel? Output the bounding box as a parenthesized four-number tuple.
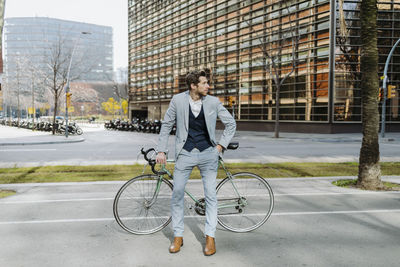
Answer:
(113, 174, 173, 234)
(216, 172, 274, 232)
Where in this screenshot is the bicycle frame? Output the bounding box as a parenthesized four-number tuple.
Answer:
(114, 146, 274, 234)
(150, 157, 245, 211)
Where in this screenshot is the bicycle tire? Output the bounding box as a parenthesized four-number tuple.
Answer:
(216, 172, 274, 232)
(113, 174, 173, 234)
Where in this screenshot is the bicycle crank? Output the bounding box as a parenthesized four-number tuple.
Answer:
(194, 198, 206, 216)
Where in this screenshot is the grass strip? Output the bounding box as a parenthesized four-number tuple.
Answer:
(333, 179, 400, 190)
(0, 162, 399, 184)
(0, 190, 16, 198)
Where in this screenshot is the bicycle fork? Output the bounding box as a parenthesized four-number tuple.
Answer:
(144, 166, 173, 209)
(143, 176, 164, 209)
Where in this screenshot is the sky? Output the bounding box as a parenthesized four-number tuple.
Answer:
(4, 0, 128, 70)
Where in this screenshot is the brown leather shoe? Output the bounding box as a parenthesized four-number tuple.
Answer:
(204, 235, 216, 256)
(169, 237, 183, 253)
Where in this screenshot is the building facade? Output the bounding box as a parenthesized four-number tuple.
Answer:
(3, 17, 113, 117)
(128, 0, 400, 133)
(4, 17, 113, 82)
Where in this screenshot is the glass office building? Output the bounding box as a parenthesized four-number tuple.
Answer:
(4, 17, 113, 82)
(128, 0, 400, 133)
(3, 17, 113, 116)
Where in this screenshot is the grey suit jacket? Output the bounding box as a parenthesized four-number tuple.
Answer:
(157, 91, 236, 160)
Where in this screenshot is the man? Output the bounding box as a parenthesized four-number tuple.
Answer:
(156, 70, 236, 256)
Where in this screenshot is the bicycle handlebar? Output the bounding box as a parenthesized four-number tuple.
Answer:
(140, 148, 167, 175)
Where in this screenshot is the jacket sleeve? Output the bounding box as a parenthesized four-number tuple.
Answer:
(156, 96, 177, 153)
(216, 100, 236, 149)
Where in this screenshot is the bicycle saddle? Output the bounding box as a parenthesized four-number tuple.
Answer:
(227, 142, 239, 150)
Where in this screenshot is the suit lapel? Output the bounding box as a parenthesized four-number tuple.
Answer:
(184, 91, 189, 131)
(202, 95, 210, 132)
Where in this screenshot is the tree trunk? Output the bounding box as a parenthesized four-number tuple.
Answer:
(357, 0, 383, 189)
(0, 0, 5, 51)
(274, 85, 280, 138)
(52, 93, 58, 135)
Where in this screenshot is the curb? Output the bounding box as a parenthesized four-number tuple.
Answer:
(1, 156, 399, 168)
(0, 138, 85, 146)
(0, 176, 399, 188)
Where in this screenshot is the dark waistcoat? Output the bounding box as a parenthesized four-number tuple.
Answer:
(183, 105, 213, 152)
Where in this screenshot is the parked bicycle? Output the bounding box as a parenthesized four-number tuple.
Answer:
(104, 118, 169, 135)
(113, 143, 274, 235)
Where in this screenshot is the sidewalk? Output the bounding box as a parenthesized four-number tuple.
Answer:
(234, 130, 400, 143)
(0, 125, 85, 146)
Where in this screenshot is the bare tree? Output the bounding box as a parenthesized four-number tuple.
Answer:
(23, 56, 47, 127)
(43, 36, 70, 134)
(6, 56, 28, 126)
(70, 84, 100, 102)
(111, 71, 129, 102)
(244, 3, 299, 138)
(41, 33, 95, 134)
(335, 0, 362, 121)
(357, 0, 383, 189)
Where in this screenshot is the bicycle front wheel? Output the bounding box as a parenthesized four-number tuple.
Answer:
(216, 172, 274, 232)
(113, 174, 173, 234)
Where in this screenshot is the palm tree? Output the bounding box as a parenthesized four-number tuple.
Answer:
(357, 0, 383, 189)
(0, 0, 4, 43)
(0, 0, 6, 114)
(0, 0, 5, 65)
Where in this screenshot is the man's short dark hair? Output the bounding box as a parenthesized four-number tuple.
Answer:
(186, 70, 207, 91)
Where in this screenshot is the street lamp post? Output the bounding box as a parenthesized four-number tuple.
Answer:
(81, 105, 84, 118)
(64, 31, 91, 138)
(380, 37, 400, 138)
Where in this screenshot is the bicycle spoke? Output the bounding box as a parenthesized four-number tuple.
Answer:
(217, 172, 274, 232)
(113, 175, 172, 234)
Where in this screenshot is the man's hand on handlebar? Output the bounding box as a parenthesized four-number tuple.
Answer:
(216, 144, 223, 153)
(156, 152, 167, 165)
(141, 148, 167, 175)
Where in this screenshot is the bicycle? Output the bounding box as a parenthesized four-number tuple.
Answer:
(113, 142, 274, 235)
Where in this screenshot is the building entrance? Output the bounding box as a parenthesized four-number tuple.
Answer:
(131, 109, 147, 120)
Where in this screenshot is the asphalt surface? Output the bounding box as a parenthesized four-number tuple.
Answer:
(1, 124, 400, 167)
(1, 124, 400, 266)
(1, 177, 400, 266)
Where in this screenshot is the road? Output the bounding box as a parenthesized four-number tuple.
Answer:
(1, 126, 400, 266)
(1, 177, 399, 266)
(1, 126, 400, 167)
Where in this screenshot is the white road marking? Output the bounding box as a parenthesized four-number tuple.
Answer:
(273, 209, 400, 216)
(0, 218, 115, 225)
(0, 209, 400, 225)
(1, 149, 57, 152)
(219, 192, 400, 197)
(1, 190, 399, 205)
(0, 197, 115, 204)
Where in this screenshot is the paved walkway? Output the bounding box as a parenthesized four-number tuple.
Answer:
(0, 124, 92, 145)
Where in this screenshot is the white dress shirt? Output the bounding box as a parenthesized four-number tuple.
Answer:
(189, 97, 202, 118)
